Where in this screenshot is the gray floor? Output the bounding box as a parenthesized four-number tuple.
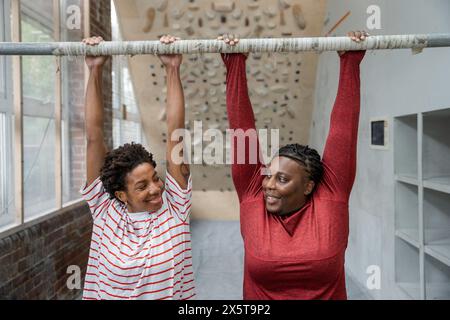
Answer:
(191, 220, 372, 300)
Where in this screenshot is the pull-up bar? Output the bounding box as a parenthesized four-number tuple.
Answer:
(1, 34, 450, 56)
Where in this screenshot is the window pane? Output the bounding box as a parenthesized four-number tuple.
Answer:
(21, 1, 55, 108)
(113, 118, 121, 149)
(121, 67, 138, 114)
(61, 0, 86, 203)
(0, 0, 11, 106)
(21, 1, 57, 219)
(122, 120, 142, 144)
(0, 113, 14, 229)
(23, 117, 56, 218)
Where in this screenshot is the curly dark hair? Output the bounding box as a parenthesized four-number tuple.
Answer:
(100, 143, 157, 200)
(277, 144, 324, 186)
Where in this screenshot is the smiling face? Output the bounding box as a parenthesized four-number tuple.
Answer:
(262, 156, 315, 215)
(115, 162, 165, 213)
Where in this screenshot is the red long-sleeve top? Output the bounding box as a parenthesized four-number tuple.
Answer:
(222, 51, 365, 300)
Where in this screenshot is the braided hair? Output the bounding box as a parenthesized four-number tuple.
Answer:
(277, 144, 324, 186)
(100, 143, 157, 200)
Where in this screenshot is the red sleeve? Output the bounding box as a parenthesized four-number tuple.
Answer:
(319, 51, 365, 201)
(222, 53, 263, 202)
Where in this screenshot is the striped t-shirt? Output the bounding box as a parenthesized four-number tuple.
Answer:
(80, 172, 195, 300)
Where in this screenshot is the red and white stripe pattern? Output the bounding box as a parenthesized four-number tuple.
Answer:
(80, 172, 195, 300)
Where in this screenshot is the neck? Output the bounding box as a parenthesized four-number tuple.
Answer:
(277, 199, 308, 217)
(124, 203, 137, 213)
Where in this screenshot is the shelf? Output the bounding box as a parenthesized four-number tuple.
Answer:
(397, 282, 421, 300)
(426, 284, 450, 300)
(394, 114, 418, 179)
(423, 176, 450, 195)
(396, 229, 420, 248)
(423, 109, 450, 191)
(425, 254, 450, 300)
(395, 182, 419, 234)
(425, 235, 450, 267)
(396, 238, 421, 300)
(423, 188, 450, 267)
(395, 174, 419, 186)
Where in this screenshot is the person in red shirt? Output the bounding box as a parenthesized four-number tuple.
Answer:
(219, 31, 369, 300)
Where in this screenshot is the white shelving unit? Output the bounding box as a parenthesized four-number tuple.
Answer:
(394, 108, 450, 300)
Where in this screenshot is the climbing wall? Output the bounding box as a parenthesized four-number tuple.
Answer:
(114, 0, 326, 219)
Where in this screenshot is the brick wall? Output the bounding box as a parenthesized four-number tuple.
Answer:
(90, 0, 113, 150)
(0, 0, 112, 300)
(66, 57, 86, 200)
(0, 205, 92, 299)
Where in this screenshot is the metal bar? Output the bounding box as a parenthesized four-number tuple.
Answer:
(1, 34, 450, 56)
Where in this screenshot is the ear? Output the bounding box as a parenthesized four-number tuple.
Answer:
(115, 190, 127, 204)
(304, 180, 315, 196)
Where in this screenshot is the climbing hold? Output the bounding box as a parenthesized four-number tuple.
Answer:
(292, 4, 307, 30)
(212, 1, 235, 13)
(157, 0, 168, 12)
(232, 8, 243, 20)
(206, 10, 216, 20)
(142, 7, 156, 33)
(263, 6, 278, 18)
(172, 8, 185, 19)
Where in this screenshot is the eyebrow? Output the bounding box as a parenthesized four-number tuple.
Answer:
(266, 169, 291, 177)
(134, 180, 147, 186)
(135, 172, 158, 186)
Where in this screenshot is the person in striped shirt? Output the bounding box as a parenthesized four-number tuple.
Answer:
(80, 35, 195, 300)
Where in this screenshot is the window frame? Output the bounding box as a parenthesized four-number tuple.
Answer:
(0, 0, 15, 229)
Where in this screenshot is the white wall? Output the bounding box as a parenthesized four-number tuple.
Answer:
(310, 0, 450, 299)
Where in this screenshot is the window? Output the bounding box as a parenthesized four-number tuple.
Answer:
(111, 2, 144, 149)
(0, 0, 143, 235)
(0, 0, 15, 230)
(0, 0, 89, 234)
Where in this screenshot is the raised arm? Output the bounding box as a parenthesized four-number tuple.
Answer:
(83, 36, 109, 186)
(220, 35, 263, 201)
(159, 35, 190, 190)
(321, 31, 367, 199)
